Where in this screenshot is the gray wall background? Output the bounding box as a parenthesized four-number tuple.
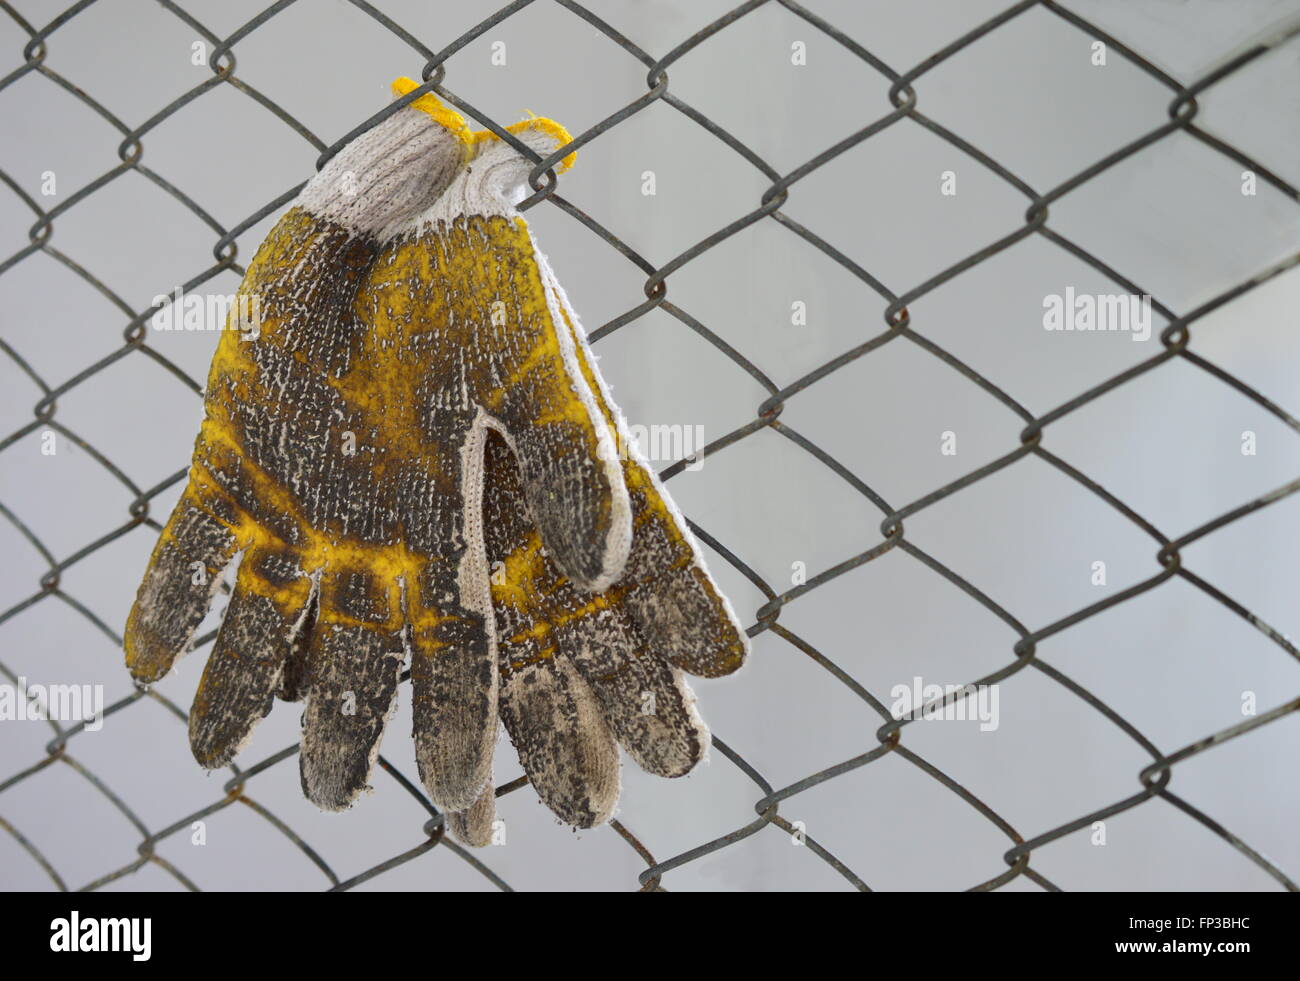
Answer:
(0, 0, 1297, 891)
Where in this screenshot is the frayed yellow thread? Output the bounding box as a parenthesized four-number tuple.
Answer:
(473, 113, 577, 173)
(390, 76, 475, 156)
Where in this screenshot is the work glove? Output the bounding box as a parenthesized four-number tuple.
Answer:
(125, 81, 749, 845)
(345, 118, 749, 843)
(444, 132, 750, 841)
(124, 80, 504, 801)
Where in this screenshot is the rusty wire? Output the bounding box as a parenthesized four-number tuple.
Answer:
(1, 0, 1298, 893)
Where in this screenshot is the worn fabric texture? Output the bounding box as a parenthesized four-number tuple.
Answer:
(124, 81, 748, 848)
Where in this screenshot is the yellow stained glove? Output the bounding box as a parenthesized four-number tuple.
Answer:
(445, 128, 750, 841)
(126, 80, 748, 844)
(126, 80, 632, 810)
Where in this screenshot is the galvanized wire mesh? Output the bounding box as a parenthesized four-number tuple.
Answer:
(1, 0, 1298, 893)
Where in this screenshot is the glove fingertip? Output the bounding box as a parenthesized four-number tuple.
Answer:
(300, 758, 368, 812)
(299, 612, 406, 813)
(625, 564, 750, 679)
(123, 614, 177, 686)
(125, 495, 240, 685)
(499, 656, 621, 830)
(413, 743, 495, 814)
(446, 781, 498, 847)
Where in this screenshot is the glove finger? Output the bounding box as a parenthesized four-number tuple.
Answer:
(557, 614, 709, 779)
(299, 569, 405, 811)
(415, 128, 627, 591)
(349, 407, 495, 814)
(499, 650, 620, 829)
(621, 562, 748, 680)
(485, 430, 706, 776)
(408, 560, 497, 813)
(189, 546, 313, 768)
(125, 480, 240, 684)
(540, 257, 748, 678)
(446, 776, 497, 847)
(480, 236, 628, 591)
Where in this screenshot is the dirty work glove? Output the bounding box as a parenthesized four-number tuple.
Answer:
(390, 121, 750, 845)
(127, 82, 747, 840)
(459, 287, 750, 845)
(130, 82, 634, 814)
(341, 116, 647, 819)
(122, 81, 512, 805)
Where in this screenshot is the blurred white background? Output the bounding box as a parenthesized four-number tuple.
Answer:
(0, 0, 1297, 891)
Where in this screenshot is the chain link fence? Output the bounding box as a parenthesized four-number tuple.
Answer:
(1, 0, 1298, 891)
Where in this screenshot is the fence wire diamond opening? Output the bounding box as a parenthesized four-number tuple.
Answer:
(1, 0, 1298, 892)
